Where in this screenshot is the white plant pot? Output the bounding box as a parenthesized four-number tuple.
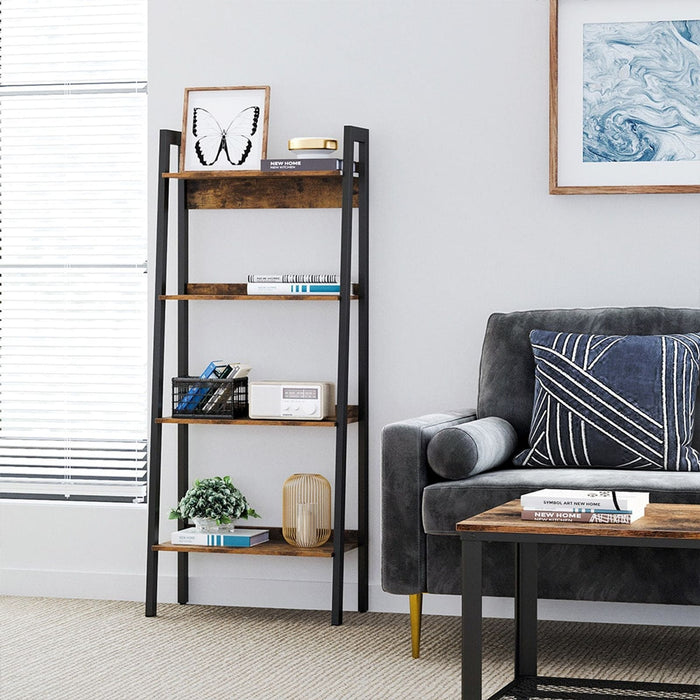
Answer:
(192, 517, 235, 533)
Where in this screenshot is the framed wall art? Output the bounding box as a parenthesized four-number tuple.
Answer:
(180, 86, 270, 172)
(550, 0, 700, 194)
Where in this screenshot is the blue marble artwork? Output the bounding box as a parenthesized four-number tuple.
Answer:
(583, 20, 700, 162)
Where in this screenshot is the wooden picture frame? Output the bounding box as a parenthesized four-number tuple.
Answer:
(550, 0, 700, 194)
(180, 86, 270, 173)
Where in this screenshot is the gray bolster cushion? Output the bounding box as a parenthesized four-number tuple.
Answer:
(427, 416, 518, 479)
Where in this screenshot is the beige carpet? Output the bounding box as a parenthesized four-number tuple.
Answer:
(1, 596, 698, 700)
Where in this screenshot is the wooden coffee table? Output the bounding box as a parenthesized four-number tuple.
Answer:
(457, 500, 700, 700)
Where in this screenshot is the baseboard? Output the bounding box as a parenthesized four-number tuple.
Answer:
(2, 569, 698, 627)
(383, 590, 700, 627)
(0, 568, 147, 602)
(0, 568, 357, 612)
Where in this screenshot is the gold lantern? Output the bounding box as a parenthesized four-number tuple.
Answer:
(282, 473, 331, 547)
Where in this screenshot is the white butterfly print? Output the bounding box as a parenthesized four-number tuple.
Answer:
(192, 106, 260, 166)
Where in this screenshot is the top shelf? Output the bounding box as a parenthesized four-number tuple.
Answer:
(164, 170, 350, 180)
(163, 169, 358, 209)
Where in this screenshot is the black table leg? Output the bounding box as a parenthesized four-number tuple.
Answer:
(515, 542, 538, 677)
(462, 537, 483, 700)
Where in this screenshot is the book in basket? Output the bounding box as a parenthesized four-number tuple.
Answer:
(175, 360, 231, 412)
(520, 489, 649, 512)
(171, 528, 269, 547)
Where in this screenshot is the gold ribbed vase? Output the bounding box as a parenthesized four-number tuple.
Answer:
(282, 473, 331, 548)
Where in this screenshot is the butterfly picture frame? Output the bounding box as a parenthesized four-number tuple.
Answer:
(180, 86, 270, 172)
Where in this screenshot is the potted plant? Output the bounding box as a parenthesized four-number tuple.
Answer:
(169, 475, 260, 532)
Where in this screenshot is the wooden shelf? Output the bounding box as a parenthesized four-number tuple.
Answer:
(153, 528, 359, 558)
(162, 169, 358, 209)
(161, 282, 359, 301)
(157, 405, 359, 426)
(164, 170, 350, 179)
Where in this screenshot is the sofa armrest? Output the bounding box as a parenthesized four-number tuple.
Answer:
(381, 408, 476, 595)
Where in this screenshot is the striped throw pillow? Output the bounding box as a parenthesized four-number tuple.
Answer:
(513, 330, 700, 471)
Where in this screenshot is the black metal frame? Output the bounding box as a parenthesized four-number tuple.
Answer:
(460, 530, 700, 700)
(484, 676, 700, 700)
(145, 129, 180, 617)
(145, 126, 369, 625)
(333, 125, 369, 624)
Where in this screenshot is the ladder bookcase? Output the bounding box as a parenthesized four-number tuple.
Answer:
(145, 126, 369, 625)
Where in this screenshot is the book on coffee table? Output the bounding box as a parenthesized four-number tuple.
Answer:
(520, 489, 649, 512)
(521, 507, 646, 524)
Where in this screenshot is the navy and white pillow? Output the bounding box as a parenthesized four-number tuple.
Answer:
(513, 330, 700, 471)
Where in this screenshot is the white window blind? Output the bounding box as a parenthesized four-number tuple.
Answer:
(0, 0, 148, 502)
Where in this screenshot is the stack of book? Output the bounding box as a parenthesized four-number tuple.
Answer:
(175, 360, 251, 415)
(171, 527, 270, 548)
(246, 274, 340, 295)
(520, 489, 649, 524)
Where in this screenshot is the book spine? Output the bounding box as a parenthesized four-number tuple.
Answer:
(520, 504, 635, 513)
(260, 158, 343, 172)
(201, 365, 233, 413)
(247, 274, 339, 283)
(176, 361, 228, 412)
(247, 282, 341, 295)
(521, 490, 649, 511)
(201, 364, 251, 413)
(521, 495, 618, 510)
(521, 510, 637, 524)
(171, 532, 268, 547)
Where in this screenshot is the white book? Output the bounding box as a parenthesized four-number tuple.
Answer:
(521, 506, 646, 524)
(247, 282, 341, 295)
(520, 489, 649, 512)
(247, 274, 339, 283)
(171, 527, 269, 547)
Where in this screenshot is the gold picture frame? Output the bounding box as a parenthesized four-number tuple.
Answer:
(550, 0, 700, 194)
(180, 86, 270, 173)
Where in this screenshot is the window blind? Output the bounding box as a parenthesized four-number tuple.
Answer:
(0, 0, 148, 502)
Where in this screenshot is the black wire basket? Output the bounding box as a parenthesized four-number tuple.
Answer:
(172, 377, 248, 418)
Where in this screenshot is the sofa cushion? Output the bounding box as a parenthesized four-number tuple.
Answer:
(513, 330, 700, 471)
(422, 467, 700, 534)
(427, 416, 517, 479)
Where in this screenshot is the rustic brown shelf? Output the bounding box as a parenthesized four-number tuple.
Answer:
(164, 294, 356, 301)
(160, 282, 359, 301)
(163, 170, 350, 179)
(157, 405, 359, 426)
(162, 169, 358, 209)
(153, 528, 359, 558)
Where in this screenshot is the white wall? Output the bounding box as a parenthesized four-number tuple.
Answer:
(2, 0, 699, 625)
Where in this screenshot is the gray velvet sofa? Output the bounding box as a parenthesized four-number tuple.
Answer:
(381, 307, 700, 657)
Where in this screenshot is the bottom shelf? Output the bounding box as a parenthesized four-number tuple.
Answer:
(487, 676, 700, 700)
(153, 527, 358, 558)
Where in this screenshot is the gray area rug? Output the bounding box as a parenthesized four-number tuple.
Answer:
(1, 596, 698, 699)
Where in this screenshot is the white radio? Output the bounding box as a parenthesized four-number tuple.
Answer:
(248, 381, 334, 421)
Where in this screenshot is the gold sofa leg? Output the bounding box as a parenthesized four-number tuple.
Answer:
(409, 593, 423, 658)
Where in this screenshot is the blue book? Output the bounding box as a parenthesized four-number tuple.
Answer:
(176, 360, 230, 412)
(170, 527, 269, 547)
